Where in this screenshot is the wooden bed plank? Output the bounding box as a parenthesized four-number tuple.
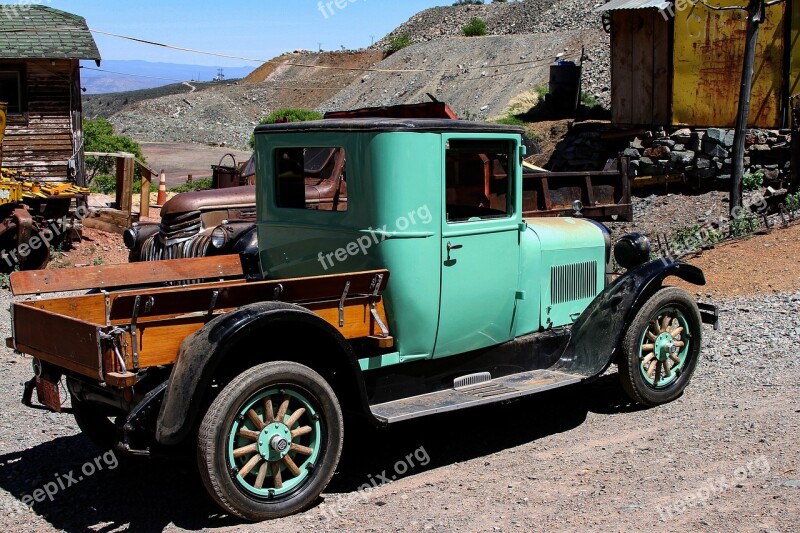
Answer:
(10, 255, 244, 296)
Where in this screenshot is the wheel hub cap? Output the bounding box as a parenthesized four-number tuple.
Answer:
(258, 423, 293, 461)
(655, 332, 674, 362)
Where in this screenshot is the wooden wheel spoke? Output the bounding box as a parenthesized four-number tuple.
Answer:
(247, 409, 265, 430)
(291, 426, 313, 439)
(650, 320, 661, 335)
(276, 395, 290, 423)
(642, 343, 655, 352)
(670, 354, 681, 364)
(233, 443, 259, 458)
(673, 340, 685, 348)
(264, 398, 274, 424)
(271, 462, 283, 489)
(671, 326, 684, 338)
(238, 428, 260, 441)
(285, 407, 306, 429)
(238, 454, 262, 478)
(647, 360, 658, 378)
(290, 443, 314, 456)
(282, 455, 301, 477)
(642, 352, 655, 366)
(646, 331, 658, 342)
(664, 360, 673, 377)
(653, 361, 663, 386)
(255, 462, 269, 489)
(660, 315, 671, 333)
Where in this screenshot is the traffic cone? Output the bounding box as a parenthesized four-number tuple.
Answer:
(156, 170, 167, 206)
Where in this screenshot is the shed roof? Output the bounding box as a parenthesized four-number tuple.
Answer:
(594, 0, 670, 12)
(0, 5, 100, 61)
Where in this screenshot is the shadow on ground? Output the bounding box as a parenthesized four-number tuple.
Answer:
(0, 374, 641, 531)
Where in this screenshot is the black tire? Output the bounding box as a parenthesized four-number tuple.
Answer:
(197, 362, 343, 521)
(71, 396, 118, 450)
(618, 287, 702, 406)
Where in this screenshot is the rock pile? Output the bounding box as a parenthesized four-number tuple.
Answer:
(624, 128, 791, 183)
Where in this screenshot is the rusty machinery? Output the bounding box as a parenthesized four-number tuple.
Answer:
(0, 101, 88, 273)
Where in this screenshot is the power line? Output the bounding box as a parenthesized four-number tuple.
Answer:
(1, 25, 566, 74)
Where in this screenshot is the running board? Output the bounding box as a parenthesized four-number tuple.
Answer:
(370, 369, 583, 424)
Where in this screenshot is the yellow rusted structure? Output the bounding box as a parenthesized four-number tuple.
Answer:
(791, 0, 800, 100)
(672, 0, 786, 128)
(0, 101, 6, 168)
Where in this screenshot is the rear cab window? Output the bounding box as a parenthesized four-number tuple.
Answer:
(275, 147, 348, 211)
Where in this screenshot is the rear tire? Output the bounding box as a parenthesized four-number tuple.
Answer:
(618, 287, 702, 406)
(197, 362, 343, 521)
(71, 396, 118, 450)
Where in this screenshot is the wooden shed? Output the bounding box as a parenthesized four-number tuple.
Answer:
(0, 5, 100, 184)
(599, 0, 794, 129)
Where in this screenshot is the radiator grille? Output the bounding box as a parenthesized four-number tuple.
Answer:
(550, 261, 597, 305)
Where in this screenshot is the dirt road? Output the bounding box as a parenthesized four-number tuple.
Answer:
(0, 227, 798, 532)
(139, 142, 251, 187)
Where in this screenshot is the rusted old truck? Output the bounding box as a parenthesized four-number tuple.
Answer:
(125, 103, 632, 262)
(9, 117, 717, 521)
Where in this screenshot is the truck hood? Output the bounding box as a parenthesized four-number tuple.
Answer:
(161, 185, 256, 216)
(524, 217, 605, 250)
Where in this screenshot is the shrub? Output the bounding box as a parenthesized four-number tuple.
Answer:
(492, 116, 525, 126)
(463, 18, 487, 37)
(169, 178, 214, 193)
(743, 170, 764, 191)
(249, 108, 323, 149)
(453, 0, 483, 5)
(730, 210, 760, 237)
(387, 33, 413, 53)
(84, 118, 147, 187)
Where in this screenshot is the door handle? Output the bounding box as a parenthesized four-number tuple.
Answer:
(446, 241, 463, 261)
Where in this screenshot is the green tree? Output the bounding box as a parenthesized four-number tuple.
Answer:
(249, 108, 324, 149)
(84, 118, 146, 188)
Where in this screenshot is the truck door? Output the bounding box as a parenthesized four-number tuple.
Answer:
(434, 136, 521, 359)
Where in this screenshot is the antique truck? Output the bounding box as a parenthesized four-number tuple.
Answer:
(8, 118, 717, 521)
(125, 102, 631, 262)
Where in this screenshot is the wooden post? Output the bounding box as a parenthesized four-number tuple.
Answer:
(187, 174, 193, 183)
(119, 155, 135, 225)
(140, 166, 151, 219)
(730, 0, 765, 212)
(115, 156, 125, 209)
(789, 95, 800, 194)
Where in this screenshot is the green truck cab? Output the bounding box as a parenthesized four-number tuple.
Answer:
(10, 118, 718, 522)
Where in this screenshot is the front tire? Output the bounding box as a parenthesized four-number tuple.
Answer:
(197, 362, 343, 521)
(618, 287, 702, 406)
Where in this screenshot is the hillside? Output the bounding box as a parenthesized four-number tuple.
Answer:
(81, 0, 611, 149)
(98, 51, 384, 148)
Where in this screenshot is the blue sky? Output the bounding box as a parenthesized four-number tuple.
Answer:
(41, 0, 449, 67)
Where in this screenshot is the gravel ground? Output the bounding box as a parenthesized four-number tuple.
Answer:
(1, 221, 798, 532)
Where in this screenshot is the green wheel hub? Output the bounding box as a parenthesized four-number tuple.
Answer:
(638, 306, 690, 388)
(227, 388, 322, 498)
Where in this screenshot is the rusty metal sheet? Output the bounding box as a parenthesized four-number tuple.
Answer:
(672, 0, 785, 128)
(595, 0, 670, 12)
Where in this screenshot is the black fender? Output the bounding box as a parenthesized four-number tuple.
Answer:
(155, 301, 372, 446)
(554, 259, 706, 377)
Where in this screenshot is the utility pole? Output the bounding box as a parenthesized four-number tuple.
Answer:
(730, 0, 765, 212)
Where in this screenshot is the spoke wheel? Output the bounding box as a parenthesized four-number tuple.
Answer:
(198, 362, 342, 521)
(619, 287, 702, 406)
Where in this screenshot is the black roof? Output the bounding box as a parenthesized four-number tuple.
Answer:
(255, 118, 525, 136)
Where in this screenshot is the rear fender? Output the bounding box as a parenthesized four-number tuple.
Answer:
(555, 259, 706, 377)
(155, 301, 371, 446)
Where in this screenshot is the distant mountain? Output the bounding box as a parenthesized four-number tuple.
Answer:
(79, 60, 255, 94)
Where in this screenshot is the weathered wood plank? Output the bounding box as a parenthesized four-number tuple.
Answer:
(10, 255, 246, 296)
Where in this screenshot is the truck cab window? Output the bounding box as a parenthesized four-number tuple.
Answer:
(445, 140, 513, 223)
(275, 147, 348, 211)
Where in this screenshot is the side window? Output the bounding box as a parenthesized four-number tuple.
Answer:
(275, 147, 348, 211)
(0, 68, 23, 114)
(445, 139, 513, 223)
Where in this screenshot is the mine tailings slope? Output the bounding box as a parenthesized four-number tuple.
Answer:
(101, 50, 385, 149)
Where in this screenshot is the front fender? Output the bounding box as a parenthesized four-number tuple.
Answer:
(555, 259, 706, 377)
(155, 301, 369, 446)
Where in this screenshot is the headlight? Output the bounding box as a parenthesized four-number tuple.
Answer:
(123, 227, 138, 250)
(211, 227, 228, 249)
(614, 233, 651, 270)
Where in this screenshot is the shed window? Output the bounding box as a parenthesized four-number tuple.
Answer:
(0, 70, 23, 114)
(274, 147, 348, 211)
